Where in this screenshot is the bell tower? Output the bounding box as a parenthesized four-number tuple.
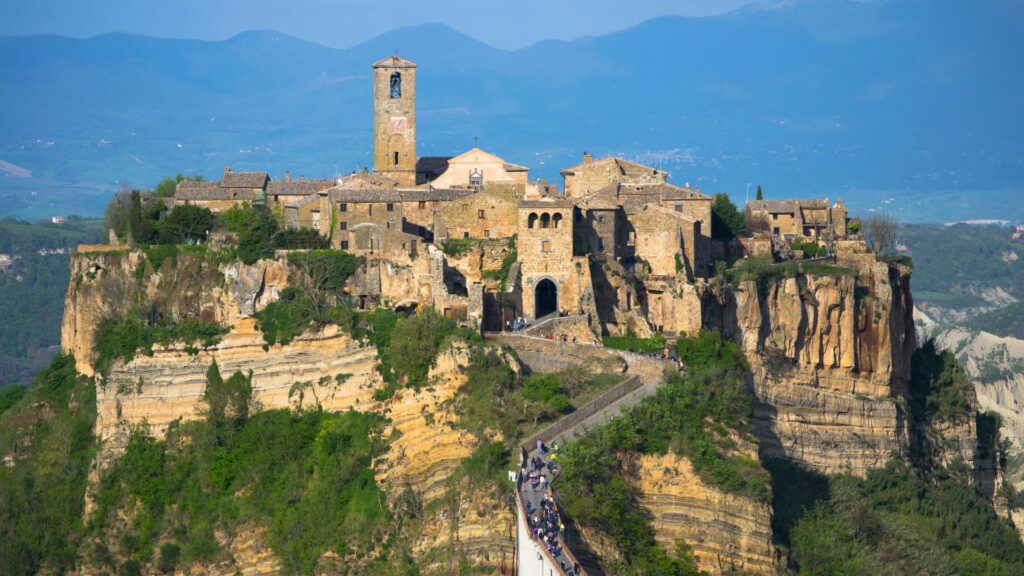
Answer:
(372, 55, 417, 186)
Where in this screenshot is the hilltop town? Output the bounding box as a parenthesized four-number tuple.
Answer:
(165, 55, 852, 343)
(5, 53, 1018, 576)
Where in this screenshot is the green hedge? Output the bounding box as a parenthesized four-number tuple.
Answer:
(92, 317, 229, 374)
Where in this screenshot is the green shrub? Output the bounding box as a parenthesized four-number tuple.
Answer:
(253, 288, 314, 347)
(92, 317, 229, 374)
(522, 373, 571, 414)
(602, 331, 666, 353)
(157, 205, 213, 245)
(220, 203, 279, 264)
(440, 237, 480, 256)
(0, 354, 96, 574)
(91, 408, 389, 575)
(287, 250, 364, 295)
(787, 459, 1024, 574)
(156, 543, 181, 574)
(789, 239, 827, 258)
(273, 228, 328, 250)
(481, 248, 517, 291)
(0, 384, 26, 415)
(711, 193, 745, 241)
(910, 339, 974, 424)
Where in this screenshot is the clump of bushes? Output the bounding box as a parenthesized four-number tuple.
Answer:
(789, 239, 827, 258)
(253, 288, 315, 348)
(558, 330, 769, 573)
(92, 317, 229, 374)
(602, 331, 667, 354)
(909, 339, 974, 424)
(89, 363, 389, 574)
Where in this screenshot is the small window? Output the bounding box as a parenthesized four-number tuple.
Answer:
(418, 201, 426, 209)
(463, 232, 469, 239)
(675, 204, 683, 212)
(528, 213, 538, 229)
(542, 240, 551, 253)
(478, 209, 485, 219)
(339, 221, 347, 231)
(368, 205, 373, 216)
(484, 230, 491, 238)
(553, 213, 563, 228)
(387, 203, 394, 212)
(339, 203, 347, 212)
(340, 240, 349, 250)
(393, 151, 399, 166)
(772, 214, 779, 220)
(390, 72, 401, 99)
(597, 214, 605, 224)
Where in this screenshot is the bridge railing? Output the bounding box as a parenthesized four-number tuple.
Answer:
(521, 374, 641, 453)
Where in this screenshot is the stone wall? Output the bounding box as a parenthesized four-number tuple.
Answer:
(433, 186, 520, 241)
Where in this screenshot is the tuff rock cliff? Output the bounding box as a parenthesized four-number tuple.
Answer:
(704, 244, 916, 476)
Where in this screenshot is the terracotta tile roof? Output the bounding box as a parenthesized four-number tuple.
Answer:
(416, 156, 452, 180)
(327, 187, 475, 203)
(221, 172, 269, 189)
(518, 198, 574, 209)
(748, 199, 830, 213)
(266, 179, 336, 196)
(561, 156, 664, 179)
(503, 162, 529, 172)
(372, 55, 417, 69)
(575, 192, 620, 210)
(175, 181, 236, 200)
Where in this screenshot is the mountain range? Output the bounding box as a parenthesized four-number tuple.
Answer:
(0, 0, 1022, 222)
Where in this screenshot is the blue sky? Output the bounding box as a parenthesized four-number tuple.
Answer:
(0, 0, 753, 49)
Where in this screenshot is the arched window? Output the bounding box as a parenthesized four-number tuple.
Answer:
(528, 213, 538, 229)
(390, 72, 401, 99)
(553, 213, 563, 228)
(540, 213, 551, 229)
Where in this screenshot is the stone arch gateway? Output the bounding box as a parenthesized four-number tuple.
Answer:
(534, 278, 558, 319)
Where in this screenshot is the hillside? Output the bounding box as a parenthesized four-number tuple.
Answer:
(0, 217, 102, 385)
(2, 0, 1024, 222)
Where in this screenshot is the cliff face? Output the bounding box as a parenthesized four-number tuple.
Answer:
(632, 452, 778, 575)
(706, 250, 916, 476)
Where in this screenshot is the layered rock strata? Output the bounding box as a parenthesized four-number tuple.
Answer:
(632, 452, 778, 575)
(707, 249, 916, 476)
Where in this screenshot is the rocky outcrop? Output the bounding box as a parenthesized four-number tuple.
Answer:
(632, 452, 778, 575)
(706, 249, 916, 476)
(98, 322, 378, 467)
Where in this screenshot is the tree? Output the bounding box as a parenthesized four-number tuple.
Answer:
(756, 185, 763, 200)
(864, 212, 897, 254)
(711, 193, 746, 241)
(157, 205, 213, 245)
(221, 203, 279, 264)
(154, 173, 203, 199)
(103, 187, 134, 241)
(128, 190, 144, 243)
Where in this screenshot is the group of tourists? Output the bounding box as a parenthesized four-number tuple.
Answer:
(526, 495, 567, 562)
(508, 316, 530, 332)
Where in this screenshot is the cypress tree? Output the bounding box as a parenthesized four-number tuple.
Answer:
(756, 185, 763, 201)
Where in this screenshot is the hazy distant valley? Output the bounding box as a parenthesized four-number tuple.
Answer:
(2, 0, 1023, 223)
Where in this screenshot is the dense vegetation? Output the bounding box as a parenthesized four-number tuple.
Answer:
(0, 217, 103, 385)
(909, 339, 975, 424)
(602, 331, 667, 353)
(723, 256, 855, 296)
(710, 193, 745, 241)
(558, 331, 768, 574)
(768, 458, 1024, 575)
(0, 355, 96, 575)
(92, 316, 229, 374)
(89, 362, 390, 575)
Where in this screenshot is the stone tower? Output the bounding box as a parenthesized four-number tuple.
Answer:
(517, 198, 576, 320)
(373, 55, 417, 186)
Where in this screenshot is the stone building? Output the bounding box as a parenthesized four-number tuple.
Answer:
(432, 184, 522, 241)
(560, 153, 668, 198)
(746, 198, 848, 240)
(427, 147, 529, 189)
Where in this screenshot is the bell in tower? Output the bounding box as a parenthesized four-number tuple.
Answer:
(372, 55, 417, 186)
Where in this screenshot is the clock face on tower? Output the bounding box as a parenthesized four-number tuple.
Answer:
(389, 116, 408, 134)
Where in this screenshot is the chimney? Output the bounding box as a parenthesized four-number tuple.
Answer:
(582, 151, 593, 164)
(284, 170, 291, 182)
